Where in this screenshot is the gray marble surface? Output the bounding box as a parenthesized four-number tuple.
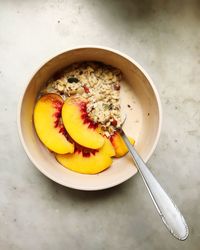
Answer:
(0, 0, 200, 249)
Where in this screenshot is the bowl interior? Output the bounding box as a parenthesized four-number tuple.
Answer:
(18, 47, 161, 190)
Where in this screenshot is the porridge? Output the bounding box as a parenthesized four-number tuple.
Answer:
(41, 62, 122, 137)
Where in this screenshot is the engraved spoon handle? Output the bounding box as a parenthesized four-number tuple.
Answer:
(120, 129, 189, 240)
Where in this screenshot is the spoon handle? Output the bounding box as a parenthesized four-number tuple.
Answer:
(121, 130, 189, 240)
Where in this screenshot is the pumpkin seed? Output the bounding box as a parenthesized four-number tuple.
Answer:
(68, 77, 79, 83)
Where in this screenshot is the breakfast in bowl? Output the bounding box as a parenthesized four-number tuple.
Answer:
(18, 46, 161, 190)
(33, 62, 134, 174)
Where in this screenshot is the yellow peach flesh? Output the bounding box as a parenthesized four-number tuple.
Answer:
(62, 97, 104, 149)
(111, 132, 135, 157)
(33, 94, 74, 154)
(56, 137, 114, 174)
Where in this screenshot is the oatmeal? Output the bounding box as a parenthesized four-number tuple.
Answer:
(41, 62, 122, 136)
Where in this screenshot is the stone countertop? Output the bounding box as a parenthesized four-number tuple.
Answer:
(0, 1, 199, 249)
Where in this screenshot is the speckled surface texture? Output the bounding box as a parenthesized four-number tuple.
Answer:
(0, 0, 200, 249)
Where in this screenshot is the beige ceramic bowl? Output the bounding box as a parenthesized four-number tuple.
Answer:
(18, 46, 162, 191)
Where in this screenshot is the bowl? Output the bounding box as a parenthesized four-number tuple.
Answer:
(17, 46, 162, 191)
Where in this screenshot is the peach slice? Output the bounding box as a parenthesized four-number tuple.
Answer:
(103, 137, 115, 157)
(62, 97, 105, 149)
(110, 132, 135, 157)
(33, 94, 74, 154)
(56, 138, 114, 174)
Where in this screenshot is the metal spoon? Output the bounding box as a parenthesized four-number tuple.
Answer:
(119, 123, 189, 240)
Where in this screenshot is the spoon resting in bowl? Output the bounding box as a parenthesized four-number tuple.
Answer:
(118, 121, 189, 240)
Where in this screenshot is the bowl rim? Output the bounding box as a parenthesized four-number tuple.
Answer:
(17, 45, 162, 191)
